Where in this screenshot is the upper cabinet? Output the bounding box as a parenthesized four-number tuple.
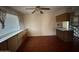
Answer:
(56, 13, 71, 22)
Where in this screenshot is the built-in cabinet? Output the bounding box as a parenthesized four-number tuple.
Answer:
(8, 35, 18, 51)
(56, 12, 73, 42)
(0, 41, 8, 51)
(56, 13, 71, 22)
(0, 30, 27, 51)
(56, 29, 73, 41)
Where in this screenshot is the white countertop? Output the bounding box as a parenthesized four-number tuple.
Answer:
(56, 28, 71, 31)
(0, 29, 25, 43)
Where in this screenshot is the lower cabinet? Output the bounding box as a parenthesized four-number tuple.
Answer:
(17, 30, 27, 51)
(0, 30, 27, 52)
(56, 29, 73, 42)
(8, 30, 27, 52)
(0, 41, 8, 51)
(8, 35, 19, 52)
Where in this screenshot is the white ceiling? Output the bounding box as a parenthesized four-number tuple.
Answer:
(10, 6, 68, 14)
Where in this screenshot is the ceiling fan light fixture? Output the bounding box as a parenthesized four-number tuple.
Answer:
(40, 11, 43, 14)
(26, 6, 50, 14)
(32, 10, 35, 14)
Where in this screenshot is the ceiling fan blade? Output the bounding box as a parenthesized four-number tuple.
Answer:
(40, 8, 50, 10)
(40, 11, 43, 14)
(25, 8, 35, 10)
(36, 6, 40, 8)
(32, 10, 36, 14)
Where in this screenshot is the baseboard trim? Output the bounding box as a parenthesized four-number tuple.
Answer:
(27, 35, 57, 38)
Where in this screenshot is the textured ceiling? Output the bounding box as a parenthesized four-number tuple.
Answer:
(10, 6, 68, 14)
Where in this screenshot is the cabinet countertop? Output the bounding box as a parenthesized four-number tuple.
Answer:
(0, 29, 26, 43)
(56, 28, 72, 31)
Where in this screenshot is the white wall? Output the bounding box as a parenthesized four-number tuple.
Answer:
(24, 14, 41, 36)
(24, 13, 56, 36)
(41, 14, 56, 36)
(23, 7, 73, 36)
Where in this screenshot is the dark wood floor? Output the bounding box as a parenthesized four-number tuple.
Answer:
(17, 36, 75, 52)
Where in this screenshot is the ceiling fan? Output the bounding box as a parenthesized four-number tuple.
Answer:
(25, 6, 50, 14)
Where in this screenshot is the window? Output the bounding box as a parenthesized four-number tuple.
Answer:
(0, 13, 20, 37)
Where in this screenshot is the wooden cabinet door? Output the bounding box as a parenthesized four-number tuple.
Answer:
(56, 29, 73, 42)
(63, 31, 73, 41)
(56, 13, 70, 22)
(17, 32, 24, 48)
(0, 41, 8, 51)
(17, 31, 27, 49)
(56, 29, 60, 39)
(56, 29, 63, 40)
(8, 35, 18, 52)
